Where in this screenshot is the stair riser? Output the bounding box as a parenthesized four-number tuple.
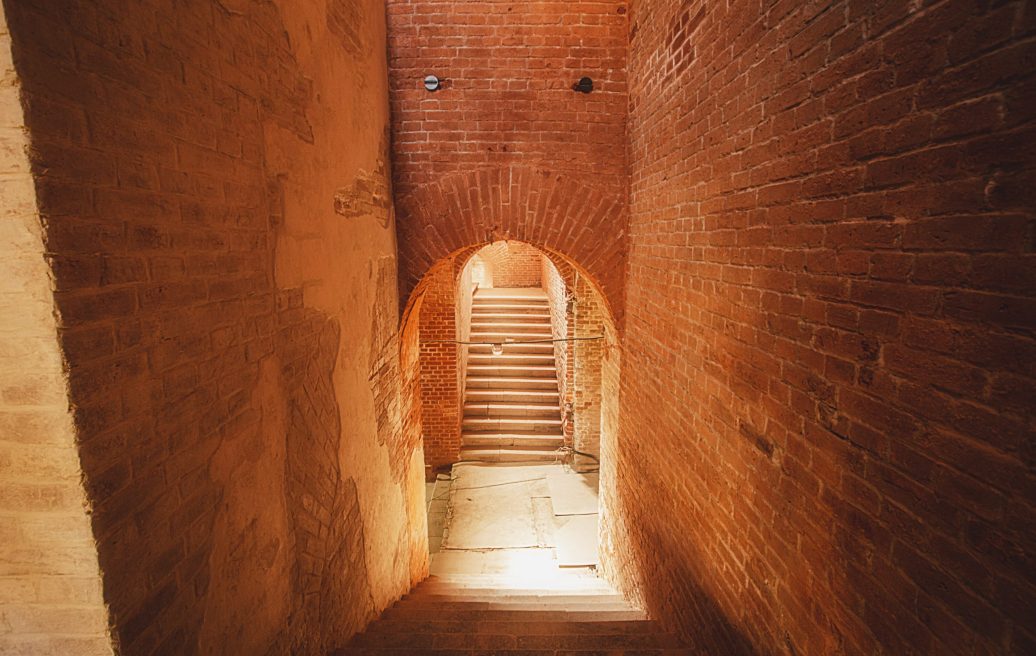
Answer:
(350, 633, 679, 650)
(463, 405, 560, 418)
(467, 366, 556, 377)
(459, 450, 560, 463)
(462, 421, 562, 433)
(468, 351, 554, 361)
(465, 392, 559, 403)
(461, 436, 563, 447)
(472, 324, 553, 335)
(467, 379, 558, 390)
(469, 314, 551, 323)
(468, 349, 555, 360)
(381, 609, 648, 622)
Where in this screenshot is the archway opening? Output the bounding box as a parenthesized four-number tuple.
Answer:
(401, 240, 621, 586)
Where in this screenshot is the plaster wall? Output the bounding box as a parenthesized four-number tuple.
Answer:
(2, 1, 426, 653)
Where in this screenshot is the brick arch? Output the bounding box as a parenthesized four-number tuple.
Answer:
(395, 165, 627, 326)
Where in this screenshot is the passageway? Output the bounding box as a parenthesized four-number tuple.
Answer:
(1, 0, 1031, 654)
(337, 460, 695, 653)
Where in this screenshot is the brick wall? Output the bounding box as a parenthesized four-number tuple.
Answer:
(614, 0, 1036, 653)
(0, 6, 113, 652)
(456, 257, 475, 426)
(573, 276, 606, 462)
(386, 0, 630, 322)
(478, 241, 543, 288)
(418, 259, 463, 469)
(3, 0, 426, 654)
(542, 258, 573, 444)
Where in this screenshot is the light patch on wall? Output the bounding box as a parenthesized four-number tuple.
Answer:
(334, 160, 391, 227)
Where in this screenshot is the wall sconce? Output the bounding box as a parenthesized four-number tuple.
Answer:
(491, 343, 504, 355)
(424, 75, 441, 92)
(573, 77, 593, 93)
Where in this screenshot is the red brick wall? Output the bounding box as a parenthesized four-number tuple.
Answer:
(418, 259, 462, 469)
(613, 0, 1036, 654)
(386, 0, 630, 322)
(478, 241, 543, 288)
(543, 258, 573, 443)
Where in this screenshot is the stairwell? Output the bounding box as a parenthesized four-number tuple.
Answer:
(335, 573, 691, 654)
(460, 288, 564, 462)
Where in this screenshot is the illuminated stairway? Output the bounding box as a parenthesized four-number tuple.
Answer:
(460, 288, 564, 462)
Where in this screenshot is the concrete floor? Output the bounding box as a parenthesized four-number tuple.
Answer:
(430, 462, 601, 587)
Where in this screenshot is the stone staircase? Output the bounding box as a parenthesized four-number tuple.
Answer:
(461, 288, 564, 462)
(334, 574, 692, 654)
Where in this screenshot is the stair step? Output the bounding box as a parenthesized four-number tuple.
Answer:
(381, 607, 649, 622)
(403, 593, 627, 604)
(463, 403, 560, 418)
(349, 631, 681, 650)
(406, 584, 617, 596)
(462, 417, 562, 432)
(472, 303, 550, 314)
(465, 390, 559, 403)
(459, 447, 562, 462)
(461, 434, 563, 447)
(467, 353, 556, 366)
(470, 332, 554, 342)
(469, 312, 551, 323)
(475, 290, 547, 301)
(467, 342, 554, 355)
(474, 323, 555, 331)
(466, 365, 557, 378)
(366, 618, 661, 632)
(466, 377, 559, 390)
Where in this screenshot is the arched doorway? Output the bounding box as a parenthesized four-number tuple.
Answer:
(400, 239, 622, 584)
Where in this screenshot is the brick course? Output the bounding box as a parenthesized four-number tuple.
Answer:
(3, 0, 427, 654)
(611, 0, 1036, 653)
(386, 0, 631, 323)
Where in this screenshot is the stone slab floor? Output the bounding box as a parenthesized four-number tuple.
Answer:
(431, 462, 601, 587)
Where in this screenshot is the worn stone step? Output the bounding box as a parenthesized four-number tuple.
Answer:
(410, 585, 616, 597)
(461, 434, 564, 448)
(464, 389, 559, 403)
(349, 631, 682, 650)
(467, 353, 556, 366)
(403, 592, 627, 604)
(461, 417, 562, 433)
(469, 312, 551, 323)
(380, 606, 648, 622)
(365, 618, 662, 634)
(394, 597, 633, 611)
(470, 321, 551, 331)
(466, 365, 557, 378)
(469, 331, 554, 342)
(472, 302, 550, 312)
(474, 289, 548, 302)
(463, 402, 560, 418)
(459, 447, 562, 462)
(467, 342, 554, 355)
(466, 376, 558, 390)
(338, 648, 694, 656)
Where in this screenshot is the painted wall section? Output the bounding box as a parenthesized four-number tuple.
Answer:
(2, 0, 426, 654)
(0, 5, 112, 653)
(616, 0, 1036, 653)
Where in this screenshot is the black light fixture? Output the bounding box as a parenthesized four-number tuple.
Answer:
(573, 76, 593, 93)
(424, 75, 441, 92)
